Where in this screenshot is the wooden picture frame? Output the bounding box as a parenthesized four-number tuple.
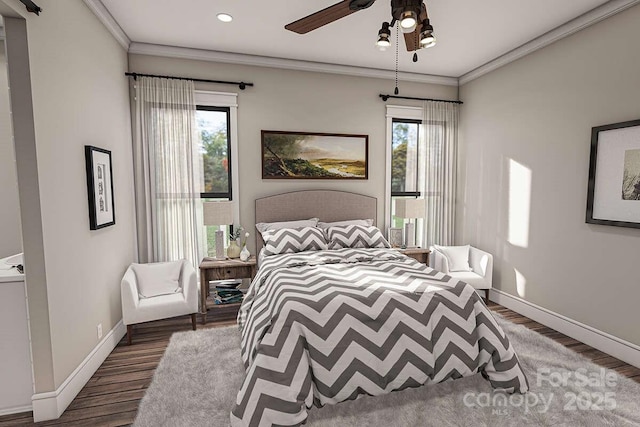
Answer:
(85, 145, 115, 230)
(586, 119, 640, 229)
(261, 130, 368, 180)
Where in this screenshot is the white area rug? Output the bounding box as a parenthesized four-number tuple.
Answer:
(134, 315, 640, 426)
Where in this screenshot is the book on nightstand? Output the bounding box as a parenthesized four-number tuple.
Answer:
(210, 279, 246, 305)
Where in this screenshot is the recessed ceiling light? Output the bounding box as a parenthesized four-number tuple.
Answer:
(217, 13, 233, 23)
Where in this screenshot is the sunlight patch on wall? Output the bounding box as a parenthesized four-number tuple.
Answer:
(508, 159, 532, 248)
(515, 268, 527, 298)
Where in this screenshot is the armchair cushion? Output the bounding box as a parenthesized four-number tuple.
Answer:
(433, 245, 472, 272)
(131, 261, 182, 298)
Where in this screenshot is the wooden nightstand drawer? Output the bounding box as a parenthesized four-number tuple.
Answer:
(211, 266, 254, 280)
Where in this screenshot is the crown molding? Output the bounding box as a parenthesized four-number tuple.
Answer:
(459, 0, 640, 85)
(128, 42, 459, 87)
(82, 0, 130, 50)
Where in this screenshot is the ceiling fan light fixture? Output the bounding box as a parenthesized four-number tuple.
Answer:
(376, 21, 391, 47)
(420, 29, 435, 46)
(399, 10, 417, 33)
(421, 18, 433, 33)
(376, 36, 391, 49)
(216, 13, 233, 23)
(420, 34, 436, 48)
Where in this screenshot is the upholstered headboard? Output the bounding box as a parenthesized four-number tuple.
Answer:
(255, 190, 377, 252)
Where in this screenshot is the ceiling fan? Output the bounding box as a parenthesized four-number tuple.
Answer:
(285, 0, 436, 53)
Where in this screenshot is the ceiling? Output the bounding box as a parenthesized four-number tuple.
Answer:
(102, 0, 611, 78)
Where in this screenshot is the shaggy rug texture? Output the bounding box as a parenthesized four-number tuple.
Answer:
(134, 315, 640, 426)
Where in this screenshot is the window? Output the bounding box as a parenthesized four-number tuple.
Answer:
(194, 92, 239, 257)
(386, 105, 455, 248)
(391, 119, 421, 229)
(197, 106, 232, 199)
(385, 106, 424, 246)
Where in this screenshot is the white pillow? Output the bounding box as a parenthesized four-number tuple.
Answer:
(255, 218, 319, 236)
(317, 219, 374, 229)
(132, 261, 183, 298)
(434, 245, 472, 272)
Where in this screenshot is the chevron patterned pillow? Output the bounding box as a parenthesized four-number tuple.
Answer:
(262, 226, 328, 256)
(326, 225, 390, 249)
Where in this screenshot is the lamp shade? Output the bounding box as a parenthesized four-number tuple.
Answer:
(394, 198, 425, 219)
(203, 201, 234, 226)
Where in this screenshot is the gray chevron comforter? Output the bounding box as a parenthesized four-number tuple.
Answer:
(231, 248, 529, 426)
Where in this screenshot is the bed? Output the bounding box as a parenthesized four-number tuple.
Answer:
(231, 190, 528, 426)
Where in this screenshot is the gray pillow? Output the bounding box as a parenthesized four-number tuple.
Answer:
(326, 225, 390, 250)
(262, 226, 328, 256)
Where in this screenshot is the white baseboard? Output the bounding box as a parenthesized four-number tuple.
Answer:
(0, 405, 32, 417)
(490, 289, 640, 369)
(31, 320, 126, 422)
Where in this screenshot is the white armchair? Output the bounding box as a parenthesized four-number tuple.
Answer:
(121, 259, 198, 344)
(429, 245, 493, 302)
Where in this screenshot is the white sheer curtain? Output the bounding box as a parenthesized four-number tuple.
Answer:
(132, 77, 202, 267)
(418, 100, 459, 246)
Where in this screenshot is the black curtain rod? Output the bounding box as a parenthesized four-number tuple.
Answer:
(125, 72, 253, 90)
(379, 94, 463, 104)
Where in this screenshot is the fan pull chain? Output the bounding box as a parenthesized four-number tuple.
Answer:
(413, 30, 419, 62)
(394, 25, 399, 95)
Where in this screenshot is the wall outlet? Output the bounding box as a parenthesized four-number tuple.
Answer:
(97, 323, 103, 340)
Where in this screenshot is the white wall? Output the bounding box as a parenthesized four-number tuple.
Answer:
(0, 42, 22, 258)
(2, 0, 136, 394)
(459, 4, 640, 346)
(128, 54, 458, 253)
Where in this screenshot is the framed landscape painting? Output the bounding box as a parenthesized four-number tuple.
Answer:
(586, 119, 640, 229)
(261, 131, 368, 179)
(85, 145, 115, 230)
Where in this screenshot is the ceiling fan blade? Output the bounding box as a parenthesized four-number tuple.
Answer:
(285, 1, 357, 34)
(403, 4, 428, 52)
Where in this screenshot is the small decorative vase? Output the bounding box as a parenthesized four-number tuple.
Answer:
(227, 240, 241, 259)
(240, 245, 250, 262)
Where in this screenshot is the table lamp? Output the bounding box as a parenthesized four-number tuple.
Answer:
(394, 198, 425, 248)
(203, 201, 234, 259)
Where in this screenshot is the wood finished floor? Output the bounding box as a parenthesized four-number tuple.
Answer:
(1, 302, 639, 427)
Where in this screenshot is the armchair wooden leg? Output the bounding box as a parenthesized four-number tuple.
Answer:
(191, 313, 197, 331)
(484, 289, 490, 303)
(127, 324, 133, 345)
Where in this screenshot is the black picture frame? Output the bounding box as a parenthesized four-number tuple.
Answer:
(261, 130, 368, 180)
(586, 119, 640, 229)
(85, 145, 116, 230)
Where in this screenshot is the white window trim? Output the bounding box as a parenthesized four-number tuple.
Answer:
(195, 91, 240, 225)
(385, 105, 423, 232)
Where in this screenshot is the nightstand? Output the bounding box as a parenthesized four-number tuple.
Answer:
(199, 257, 257, 324)
(397, 248, 431, 265)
